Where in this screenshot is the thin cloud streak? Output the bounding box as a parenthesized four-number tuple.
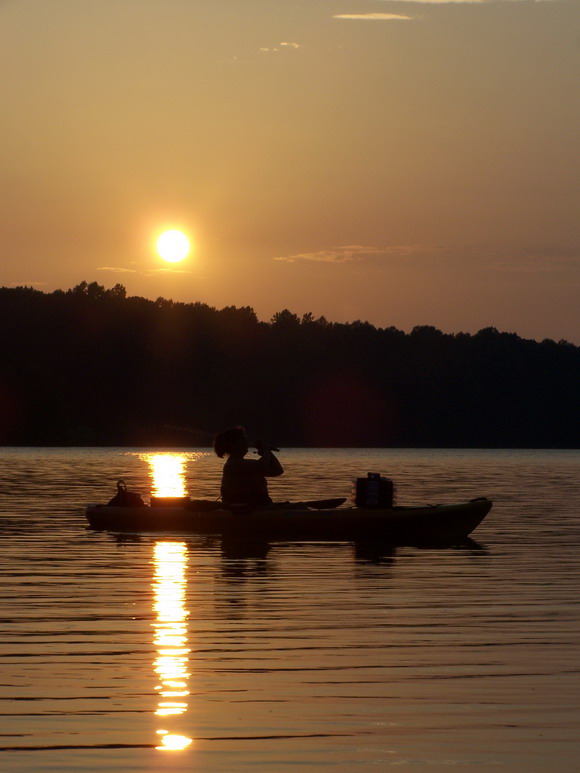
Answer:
(146, 268, 193, 276)
(274, 244, 580, 275)
(98, 265, 193, 276)
(97, 266, 138, 274)
(260, 41, 302, 52)
(274, 245, 427, 264)
(368, 0, 562, 3)
(7, 281, 47, 288)
(371, 0, 512, 4)
(334, 13, 413, 20)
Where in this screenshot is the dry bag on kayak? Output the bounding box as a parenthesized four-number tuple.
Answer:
(353, 472, 395, 508)
(107, 480, 145, 507)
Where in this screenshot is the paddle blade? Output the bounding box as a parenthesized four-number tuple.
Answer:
(303, 498, 347, 510)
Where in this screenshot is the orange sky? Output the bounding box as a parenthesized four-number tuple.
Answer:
(1, 0, 579, 343)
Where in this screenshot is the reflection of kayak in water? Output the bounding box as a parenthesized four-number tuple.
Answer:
(85, 497, 492, 544)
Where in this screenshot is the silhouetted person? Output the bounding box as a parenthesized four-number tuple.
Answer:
(214, 426, 283, 506)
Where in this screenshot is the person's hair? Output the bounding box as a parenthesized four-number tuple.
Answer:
(214, 426, 246, 458)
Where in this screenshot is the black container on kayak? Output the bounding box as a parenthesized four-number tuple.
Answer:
(353, 473, 395, 508)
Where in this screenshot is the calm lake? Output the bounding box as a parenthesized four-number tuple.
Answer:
(1, 447, 579, 772)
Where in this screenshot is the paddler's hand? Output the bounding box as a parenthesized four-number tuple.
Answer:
(253, 439, 280, 455)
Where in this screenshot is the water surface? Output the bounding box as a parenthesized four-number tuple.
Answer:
(0, 448, 579, 771)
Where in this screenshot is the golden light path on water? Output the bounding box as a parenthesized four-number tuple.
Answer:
(145, 453, 188, 497)
(152, 541, 192, 752)
(138, 453, 196, 751)
(142, 453, 193, 751)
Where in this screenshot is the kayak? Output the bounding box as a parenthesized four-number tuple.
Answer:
(85, 497, 492, 544)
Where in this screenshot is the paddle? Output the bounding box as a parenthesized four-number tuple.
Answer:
(163, 423, 215, 442)
(185, 497, 347, 511)
(288, 498, 346, 510)
(163, 423, 280, 452)
(162, 424, 344, 508)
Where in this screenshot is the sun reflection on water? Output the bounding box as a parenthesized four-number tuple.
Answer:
(143, 453, 188, 497)
(156, 730, 193, 751)
(152, 541, 192, 751)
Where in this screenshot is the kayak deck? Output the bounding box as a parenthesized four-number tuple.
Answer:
(85, 497, 492, 543)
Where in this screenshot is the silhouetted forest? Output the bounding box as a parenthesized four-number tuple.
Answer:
(1, 282, 578, 448)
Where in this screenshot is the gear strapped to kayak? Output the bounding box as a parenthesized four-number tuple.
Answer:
(87, 474, 492, 543)
(107, 480, 145, 507)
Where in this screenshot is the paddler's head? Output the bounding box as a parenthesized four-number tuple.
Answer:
(214, 426, 249, 458)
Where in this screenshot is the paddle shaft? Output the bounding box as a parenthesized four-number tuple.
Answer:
(163, 423, 280, 452)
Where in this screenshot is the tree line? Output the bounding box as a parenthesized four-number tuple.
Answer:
(0, 282, 578, 448)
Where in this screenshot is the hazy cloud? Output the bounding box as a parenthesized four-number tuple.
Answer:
(371, 0, 497, 4)
(98, 265, 193, 276)
(7, 281, 47, 288)
(273, 244, 580, 272)
(364, 0, 561, 3)
(146, 267, 192, 276)
(275, 246, 366, 263)
(97, 266, 138, 273)
(260, 41, 302, 53)
(333, 0, 562, 19)
(334, 0, 555, 5)
(491, 248, 580, 276)
(274, 245, 426, 264)
(334, 13, 413, 20)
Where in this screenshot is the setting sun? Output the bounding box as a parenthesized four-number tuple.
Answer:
(157, 230, 191, 263)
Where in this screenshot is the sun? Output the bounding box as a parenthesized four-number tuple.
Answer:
(156, 230, 191, 263)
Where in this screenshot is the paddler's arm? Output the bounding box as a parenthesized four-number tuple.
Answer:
(254, 441, 284, 477)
